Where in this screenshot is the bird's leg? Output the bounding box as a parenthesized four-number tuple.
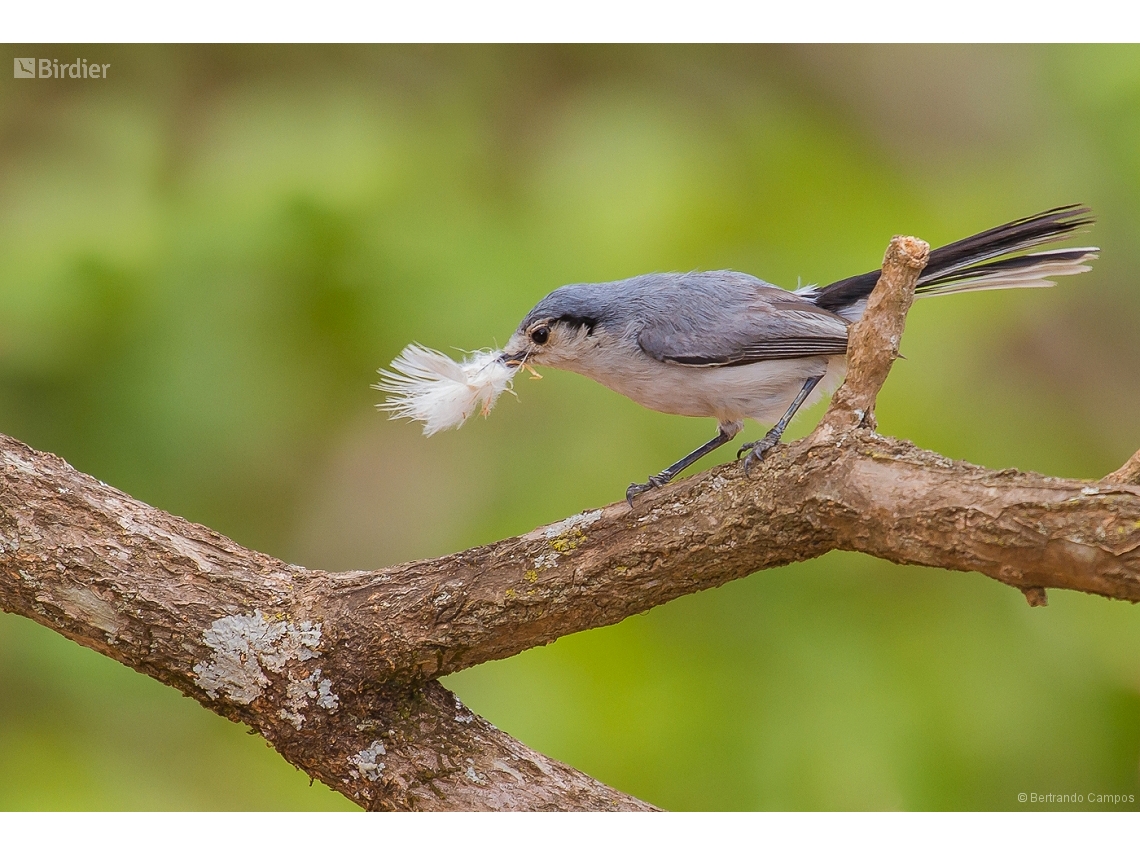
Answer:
(737, 375, 823, 475)
(627, 422, 740, 505)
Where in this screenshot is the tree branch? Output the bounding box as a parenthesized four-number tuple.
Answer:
(0, 436, 653, 810)
(1, 234, 1137, 810)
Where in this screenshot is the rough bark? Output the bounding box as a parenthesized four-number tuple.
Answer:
(0, 236, 1136, 810)
(816, 233, 927, 435)
(1105, 448, 1140, 487)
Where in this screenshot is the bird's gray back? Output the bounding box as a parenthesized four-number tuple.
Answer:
(522, 271, 849, 367)
(521, 271, 782, 330)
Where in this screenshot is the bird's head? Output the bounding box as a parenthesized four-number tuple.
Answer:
(501, 286, 604, 370)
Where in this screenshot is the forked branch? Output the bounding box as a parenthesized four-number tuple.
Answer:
(0, 236, 1136, 810)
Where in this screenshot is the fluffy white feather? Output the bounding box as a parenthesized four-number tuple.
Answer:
(375, 344, 519, 436)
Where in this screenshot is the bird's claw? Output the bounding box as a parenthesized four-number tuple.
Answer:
(737, 432, 781, 477)
(626, 474, 671, 506)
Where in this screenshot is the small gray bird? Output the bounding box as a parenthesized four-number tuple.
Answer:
(497, 205, 1098, 503)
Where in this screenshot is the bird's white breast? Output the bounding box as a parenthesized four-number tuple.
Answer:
(567, 344, 846, 426)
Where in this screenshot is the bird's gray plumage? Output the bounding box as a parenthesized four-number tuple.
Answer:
(521, 271, 851, 368)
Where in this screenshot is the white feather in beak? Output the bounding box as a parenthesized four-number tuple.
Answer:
(375, 344, 520, 436)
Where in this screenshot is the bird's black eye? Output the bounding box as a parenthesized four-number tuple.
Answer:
(530, 326, 549, 345)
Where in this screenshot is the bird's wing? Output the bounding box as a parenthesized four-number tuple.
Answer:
(637, 293, 850, 367)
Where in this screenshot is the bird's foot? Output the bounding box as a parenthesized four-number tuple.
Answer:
(736, 430, 782, 476)
(626, 473, 672, 506)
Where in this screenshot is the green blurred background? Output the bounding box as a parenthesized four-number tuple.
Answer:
(1, 44, 1138, 810)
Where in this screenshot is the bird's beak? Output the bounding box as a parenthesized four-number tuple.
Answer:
(500, 350, 528, 367)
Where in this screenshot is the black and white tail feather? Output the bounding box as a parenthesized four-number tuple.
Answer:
(799, 204, 1097, 320)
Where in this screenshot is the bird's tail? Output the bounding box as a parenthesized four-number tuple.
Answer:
(805, 205, 1098, 320)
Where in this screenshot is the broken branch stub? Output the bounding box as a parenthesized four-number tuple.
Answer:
(816, 234, 929, 439)
(1104, 448, 1140, 487)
